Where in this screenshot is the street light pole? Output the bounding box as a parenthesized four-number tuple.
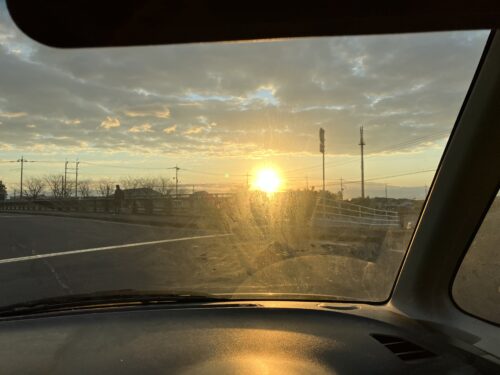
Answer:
(359, 126, 366, 199)
(319, 128, 325, 193)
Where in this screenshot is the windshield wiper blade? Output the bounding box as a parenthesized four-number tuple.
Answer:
(0, 289, 233, 317)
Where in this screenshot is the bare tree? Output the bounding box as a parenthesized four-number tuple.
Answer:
(120, 177, 141, 190)
(97, 179, 113, 197)
(137, 177, 156, 190)
(119, 177, 173, 194)
(45, 175, 64, 198)
(24, 177, 45, 199)
(78, 180, 91, 198)
(63, 179, 74, 198)
(156, 177, 173, 196)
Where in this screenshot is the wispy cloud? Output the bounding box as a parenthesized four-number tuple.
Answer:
(163, 124, 177, 134)
(100, 116, 120, 129)
(61, 118, 81, 125)
(129, 123, 153, 133)
(0, 111, 27, 118)
(183, 126, 205, 135)
(123, 105, 170, 119)
(0, 3, 488, 166)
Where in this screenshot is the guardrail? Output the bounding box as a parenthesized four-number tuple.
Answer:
(312, 196, 400, 228)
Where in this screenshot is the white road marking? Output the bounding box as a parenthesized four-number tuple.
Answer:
(0, 233, 233, 265)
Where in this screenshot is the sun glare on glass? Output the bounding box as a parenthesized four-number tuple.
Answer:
(253, 168, 282, 194)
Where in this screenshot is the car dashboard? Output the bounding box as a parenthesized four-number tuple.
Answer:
(0, 302, 494, 374)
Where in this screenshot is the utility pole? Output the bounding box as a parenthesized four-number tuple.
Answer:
(322, 147, 325, 193)
(385, 183, 388, 208)
(75, 160, 80, 198)
(306, 176, 309, 190)
(64, 160, 68, 198)
(174, 165, 180, 198)
(319, 128, 325, 193)
(17, 156, 25, 199)
(340, 177, 344, 200)
(359, 126, 366, 199)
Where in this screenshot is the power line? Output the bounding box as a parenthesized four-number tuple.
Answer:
(181, 168, 223, 177)
(325, 168, 436, 186)
(182, 168, 249, 178)
(361, 168, 436, 183)
(80, 161, 167, 170)
(282, 129, 449, 175)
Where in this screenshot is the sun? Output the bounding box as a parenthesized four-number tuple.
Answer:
(253, 168, 282, 194)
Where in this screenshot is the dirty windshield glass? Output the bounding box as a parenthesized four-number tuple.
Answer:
(0, 4, 489, 305)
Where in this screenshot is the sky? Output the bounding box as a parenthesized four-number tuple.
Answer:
(0, 2, 489, 198)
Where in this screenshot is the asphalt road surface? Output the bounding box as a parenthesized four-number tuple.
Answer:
(1, 208, 497, 321)
(0, 213, 417, 307)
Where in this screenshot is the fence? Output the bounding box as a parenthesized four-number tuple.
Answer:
(0, 193, 235, 216)
(1, 192, 401, 228)
(312, 195, 400, 228)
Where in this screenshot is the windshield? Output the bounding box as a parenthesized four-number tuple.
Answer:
(0, 4, 489, 306)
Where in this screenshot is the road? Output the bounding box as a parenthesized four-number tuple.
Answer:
(1, 209, 497, 322)
(0, 213, 410, 307)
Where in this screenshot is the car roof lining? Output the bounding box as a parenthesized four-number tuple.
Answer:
(6, 0, 500, 48)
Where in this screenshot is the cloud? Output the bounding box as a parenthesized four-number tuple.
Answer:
(154, 108, 171, 119)
(163, 124, 177, 134)
(61, 118, 81, 125)
(100, 116, 120, 129)
(183, 126, 205, 135)
(129, 123, 153, 133)
(0, 111, 27, 118)
(0, 142, 13, 150)
(182, 118, 216, 136)
(123, 105, 170, 119)
(0, 3, 489, 163)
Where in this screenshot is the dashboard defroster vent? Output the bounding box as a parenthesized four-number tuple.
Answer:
(371, 334, 437, 362)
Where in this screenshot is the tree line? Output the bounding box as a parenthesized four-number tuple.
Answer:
(4, 176, 176, 200)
